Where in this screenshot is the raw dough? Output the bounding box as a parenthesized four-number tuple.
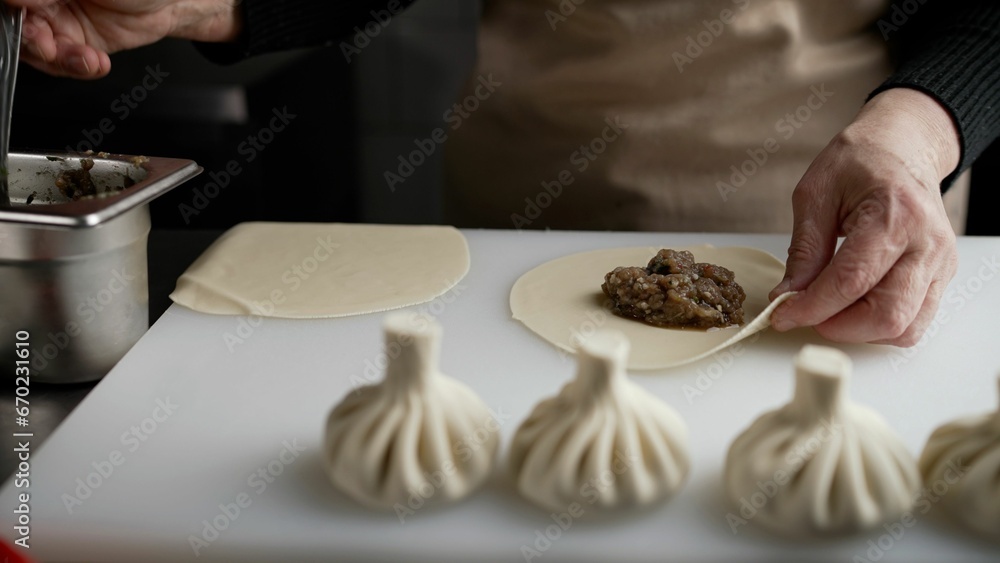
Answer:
(509, 330, 690, 513)
(724, 345, 920, 537)
(323, 312, 499, 510)
(171, 222, 470, 318)
(509, 245, 792, 370)
(919, 376, 1000, 541)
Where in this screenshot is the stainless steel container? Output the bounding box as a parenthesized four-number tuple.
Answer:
(0, 152, 201, 383)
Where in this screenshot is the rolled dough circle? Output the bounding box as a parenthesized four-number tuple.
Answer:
(509, 245, 790, 370)
(171, 222, 470, 318)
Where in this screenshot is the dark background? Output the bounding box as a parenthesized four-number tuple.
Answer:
(8, 30, 999, 234)
(11, 39, 360, 230)
(967, 143, 999, 235)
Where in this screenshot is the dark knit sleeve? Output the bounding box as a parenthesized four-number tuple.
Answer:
(868, 0, 1000, 190)
(194, 0, 420, 64)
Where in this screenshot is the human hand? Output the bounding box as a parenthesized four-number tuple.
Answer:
(7, 0, 241, 79)
(768, 88, 961, 347)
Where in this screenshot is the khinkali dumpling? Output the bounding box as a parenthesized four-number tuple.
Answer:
(324, 312, 499, 510)
(724, 345, 920, 537)
(919, 376, 1000, 540)
(509, 330, 690, 512)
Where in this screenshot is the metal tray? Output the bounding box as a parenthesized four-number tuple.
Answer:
(0, 151, 202, 227)
(0, 150, 202, 382)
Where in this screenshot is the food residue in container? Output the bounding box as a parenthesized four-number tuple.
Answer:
(55, 158, 97, 200)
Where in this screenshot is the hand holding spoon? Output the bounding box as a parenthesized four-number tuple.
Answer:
(0, 3, 22, 208)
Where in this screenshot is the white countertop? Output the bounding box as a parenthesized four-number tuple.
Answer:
(2, 230, 999, 562)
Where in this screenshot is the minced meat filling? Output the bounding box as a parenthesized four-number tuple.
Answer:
(55, 158, 97, 200)
(602, 249, 746, 329)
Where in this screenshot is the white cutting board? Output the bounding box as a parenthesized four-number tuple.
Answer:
(3, 231, 1000, 562)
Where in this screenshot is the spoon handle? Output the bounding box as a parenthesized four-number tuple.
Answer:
(0, 5, 23, 208)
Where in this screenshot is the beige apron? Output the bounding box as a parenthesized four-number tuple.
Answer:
(444, 0, 968, 233)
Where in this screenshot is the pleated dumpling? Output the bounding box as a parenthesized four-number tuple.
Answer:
(323, 312, 499, 510)
(919, 376, 1000, 541)
(509, 330, 690, 513)
(724, 345, 920, 537)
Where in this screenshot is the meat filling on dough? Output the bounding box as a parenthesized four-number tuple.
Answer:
(602, 249, 746, 329)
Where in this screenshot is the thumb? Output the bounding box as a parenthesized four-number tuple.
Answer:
(769, 180, 838, 301)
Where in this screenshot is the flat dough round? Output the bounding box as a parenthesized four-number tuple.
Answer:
(171, 222, 470, 318)
(510, 245, 791, 370)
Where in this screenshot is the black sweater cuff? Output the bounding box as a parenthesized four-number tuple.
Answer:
(869, 0, 1000, 190)
(194, 0, 419, 64)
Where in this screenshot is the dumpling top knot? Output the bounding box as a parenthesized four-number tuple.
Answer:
(509, 330, 690, 513)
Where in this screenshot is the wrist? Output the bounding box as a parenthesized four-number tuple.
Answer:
(171, 0, 243, 43)
(851, 88, 961, 185)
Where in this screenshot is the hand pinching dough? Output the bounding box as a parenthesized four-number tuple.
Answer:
(919, 376, 1000, 541)
(724, 345, 920, 537)
(509, 329, 690, 513)
(171, 222, 470, 318)
(323, 312, 499, 510)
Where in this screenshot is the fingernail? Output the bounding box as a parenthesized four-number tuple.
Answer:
(771, 278, 791, 299)
(68, 55, 91, 75)
(770, 295, 800, 332)
(772, 317, 795, 332)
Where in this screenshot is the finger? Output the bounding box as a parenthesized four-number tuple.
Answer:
(19, 48, 62, 76)
(811, 252, 930, 343)
(20, 42, 110, 79)
(98, 49, 111, 75)
(772, 205, 907, 331)
(53, 41, 110, 78)
(769, 174, 838, 302)
(21, 15, 57, 63)
(872, 277, 947, 347)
